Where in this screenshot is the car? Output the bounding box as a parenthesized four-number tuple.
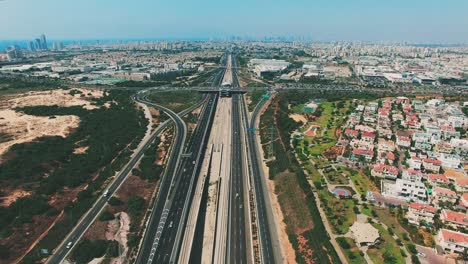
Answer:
(416, 252, 426, 258)
(169, 221, 173, 228)
(103, 189, 109, 197)
(66, 241, 73, 249)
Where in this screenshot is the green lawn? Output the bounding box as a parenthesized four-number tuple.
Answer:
(318, 189, 357, 235)
(368, 223, 406, 264)
(336, 237, 367, 264)
(291, 103, 305, 113)
(343, 167, 375, 196)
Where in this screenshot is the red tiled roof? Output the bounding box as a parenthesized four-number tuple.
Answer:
(353, 149, 374, 156)
(428, 174, 449, 183)
(423, 158, 442, 165)
(441, 210, 468, 227)
(345, 129, 359, 136)
(410, 202, 435, 213)
(373, 164, 398, 175)
(362, 132, 376, 138)
(456, 178, 468, 187)
(434, 187, 457, 198)
(440, 229, 468, 244)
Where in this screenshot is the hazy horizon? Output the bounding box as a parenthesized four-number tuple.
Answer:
(1, 0, 468, 43)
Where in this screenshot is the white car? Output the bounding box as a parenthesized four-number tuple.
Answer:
(66, 241, 73, 249)
(416, 252, 426, 258)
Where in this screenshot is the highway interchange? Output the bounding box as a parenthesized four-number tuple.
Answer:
(47, 53, 281, 264)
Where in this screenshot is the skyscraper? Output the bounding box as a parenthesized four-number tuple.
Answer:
(35, 38, 42, 50)
(27, 41, 36, 52)
(40, 34, 48, 50)
(6, 45, 23, 61)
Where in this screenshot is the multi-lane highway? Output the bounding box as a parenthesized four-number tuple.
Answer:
(244, 94, 282, 263)
(227, 93, 248, 263)
(136, 67, 223, 264)
(46, 93, 204, 264)
(226, 53, 249, 264)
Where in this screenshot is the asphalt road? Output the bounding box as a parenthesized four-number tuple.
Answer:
(245, 97, 277, 263)
(137, 66, 224, 264)
(227, 93, 248, 264)
(46, 94, 203, 264)
(134, 95, 190, 264)
(226, 53, 248, 264)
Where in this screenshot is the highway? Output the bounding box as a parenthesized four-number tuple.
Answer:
(136, 67, 223, 264)
(226, 53, 249, 264)
(46, 93, 204, 264)
(244, 95, 278, 263)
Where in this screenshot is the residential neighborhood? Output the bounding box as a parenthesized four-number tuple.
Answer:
(337, 96, 468, 259)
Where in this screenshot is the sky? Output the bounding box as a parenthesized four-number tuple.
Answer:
(0, 0, 467, 42)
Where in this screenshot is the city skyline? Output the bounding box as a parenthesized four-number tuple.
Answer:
(0, 0, 468, 42)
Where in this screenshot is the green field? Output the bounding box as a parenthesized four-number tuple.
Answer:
(147, 90, 202, 112)
(336, 237, 367, 264)
(367, 223, 406, 264)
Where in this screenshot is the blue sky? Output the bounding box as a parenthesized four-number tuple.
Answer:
(0, 0, 467, 42)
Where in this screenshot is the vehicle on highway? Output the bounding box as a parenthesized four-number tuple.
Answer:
(103, 189, 109, 197)
(66, 241, 73, 249)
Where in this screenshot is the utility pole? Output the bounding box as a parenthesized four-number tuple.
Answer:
(269, 126, 275, 160)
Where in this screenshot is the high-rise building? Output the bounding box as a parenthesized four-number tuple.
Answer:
(35, 38, 42, 50)
(27, 41, 36, 52)
(40, 34, 48, 50)
(53, 41, 64, 51)
(6, 45, 23, 61)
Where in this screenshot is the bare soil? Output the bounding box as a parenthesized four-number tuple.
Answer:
(0, 88, 105, 160)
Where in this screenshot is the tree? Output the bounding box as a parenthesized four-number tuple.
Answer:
(127, 196, 145, 217)
(106, 240, 120, 258)
(0, 244, 10, 259)
(99, 210, 114, 221)
(108, 197, 124, 206)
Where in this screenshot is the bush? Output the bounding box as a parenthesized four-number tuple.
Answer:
(411, 254, 421, 264)
(108, 197, 124, 206)
(106, 240, 120, 258)
(336, 237, 351, 249)
(407, 243, 418, 254)
(0, 244, 10, 259)
(72, 239, 108, 264)
(127, 196, 145, 217)
(99, 210, 114, 222)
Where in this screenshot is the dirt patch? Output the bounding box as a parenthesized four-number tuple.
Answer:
(289, 113, 307, 124)
(114, 175, 156, 213)
(0, 88, 105, 160)
(109, 212, 130, 264)
(0, 109, 80, 160)
(0, 188, 32, 207)
(323, 145, 344, 160)
(73, 146, 89, 154)
(1, 88, 104, 110)
(297, 234, 314, 264)
(84, 219, 109, 241)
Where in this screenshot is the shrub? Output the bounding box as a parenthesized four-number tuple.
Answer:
(108, 197, 124, 206)
(99, 210, 114, 222)
(72, 239, 108, 264)
(336, 237, 351, 249)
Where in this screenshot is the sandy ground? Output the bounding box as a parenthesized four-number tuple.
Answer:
(0, 88, 105, 161)
(289, 113, 307, 124)
(0, 188, 32, 207)
(2, 88, 104, 110)
(0, 109, 80, 160)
